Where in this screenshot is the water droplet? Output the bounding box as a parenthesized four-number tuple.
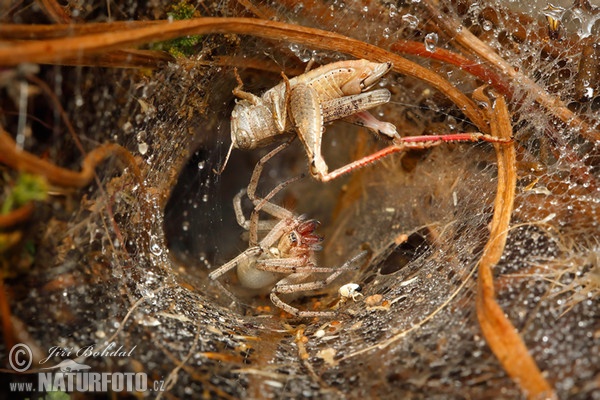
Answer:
(542, 4, 566, 21)
(182, 221, 190, 231)
(288, 43, 312, 62)
(388, 5, 397, 18)
(446, 116, 457, 130)
(150, 238, 163, 256)
(424, 33, 438, 52)
(198, 161, 206, 170)
(572, 7, 600, 39)
(138, 316, 161, 327)
(542, 4, 564, 33)
(383, 28, 391, 39)
(362, 6, 369, 12)
(138, 142, 148, 155)
(122, 121, 133, 134)
(402, 14, 419, 29)
(482, 20, 493, 31)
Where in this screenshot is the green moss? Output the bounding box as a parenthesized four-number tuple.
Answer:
(168, 0, 197, 20)
(151, 1, 202, 57)
(1, 173, 47, 215)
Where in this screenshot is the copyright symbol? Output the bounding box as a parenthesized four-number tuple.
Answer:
(9, 343, 32, 372)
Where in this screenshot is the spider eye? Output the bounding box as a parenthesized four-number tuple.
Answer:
(289, 232, 298, 244)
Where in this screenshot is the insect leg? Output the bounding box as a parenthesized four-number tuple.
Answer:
(232, 67, 261, 104)
(318, 133, 511, 182)
(321, 89, 398, 139)
(288, 83, 329, 179)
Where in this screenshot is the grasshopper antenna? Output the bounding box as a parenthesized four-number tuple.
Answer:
(213, 141, 234, 175)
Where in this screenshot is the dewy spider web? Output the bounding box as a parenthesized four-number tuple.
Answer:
(0, 0, 597, 399)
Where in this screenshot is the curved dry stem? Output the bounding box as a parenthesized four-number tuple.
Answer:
(0, 127, 137, 188)
(55, 49, 175, 69)
(0, 202, 34, 228)
(0, 20, 162, 39)
(37, 0, 72, 24)
(0, 18, 488, 133)
(0, 127, 152, 251)
(472, 87, 555, 399)
(390, 40, 512, 99)
(0, 277, 16, 352)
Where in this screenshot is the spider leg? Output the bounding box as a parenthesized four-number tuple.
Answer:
(245, 139, 300, 245)
(249, 176, 302, 246)
(256, 258, 357, 274)
(209, 276, 251, 313)
(273, 250, 367, 294)
(269, 292, 336, 317)
(267, 272, 344, 317)
(208, 246, 262, 280)
(233, 188, 279, 232)
(273, 270, 345, 294)
(246, 139, 294, 202)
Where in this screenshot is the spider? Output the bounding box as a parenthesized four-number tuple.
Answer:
(209, 140, 366, 317)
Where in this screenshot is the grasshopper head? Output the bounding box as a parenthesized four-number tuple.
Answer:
(360, 61, 393, 91)
(341, 61, 393, 94)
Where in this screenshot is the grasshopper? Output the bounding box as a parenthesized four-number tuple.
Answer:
(226, 59, 399, 181)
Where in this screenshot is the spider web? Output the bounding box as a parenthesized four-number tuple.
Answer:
(1, 0, 598, 398)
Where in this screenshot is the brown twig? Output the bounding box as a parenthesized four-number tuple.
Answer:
(390, 39, 513, 99)
(53, 49, 175, 69)
(0, 126, 152, 251)
(0, 277, 16, 352)
(0, 20, 162, 39)
(472, 87, 555, 399)
(37, 0, 71, 24)
(0, 127, 133, 188)
(0, 202, 34, 228)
